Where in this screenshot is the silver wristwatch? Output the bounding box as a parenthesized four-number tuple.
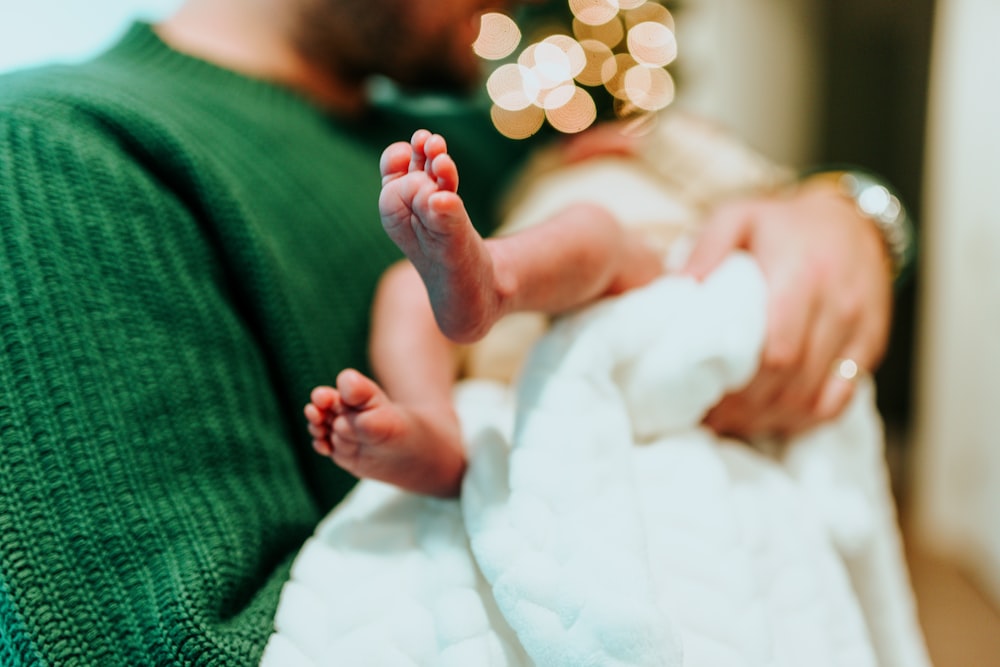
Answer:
(822, 170, 915, 279)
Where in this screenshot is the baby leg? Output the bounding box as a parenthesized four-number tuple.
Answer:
(378, 130, 507, 343)
(378, 131, 664, 344)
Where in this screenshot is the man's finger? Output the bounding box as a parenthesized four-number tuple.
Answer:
(769, 297, 853, 425)
(810, 372, 859, 425)
(681, 204, 754, 280)
(703, 394, 756, 438)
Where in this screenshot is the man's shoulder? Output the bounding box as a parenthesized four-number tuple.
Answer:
(0, 60, 132, 131)
(0, 52, 206, 171)
(0, 59, 188, 207)
(0, 64, 74, 109)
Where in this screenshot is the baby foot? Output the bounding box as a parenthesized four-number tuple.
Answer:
(378, 130, 506, 343)
(304, 369, 465, 497)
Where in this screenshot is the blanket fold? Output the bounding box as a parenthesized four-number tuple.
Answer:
(261, 255, 930, 667)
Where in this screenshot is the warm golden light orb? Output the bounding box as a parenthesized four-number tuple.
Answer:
(491, 104, 547, 139)
(545, 86, 598, 133)
(602, 52, 640, 99)
(576, 39, 616, 86)
(623, 65, 675, 110)
(542, 35, 588, 80)
(520, 41, 574, 89)
(486, 63, 540, 111)
(572, 16, 625, 49)
(626, 21, 677, 67)
(569, 0, 621, 27)
(623, 2, 674, 31)
(473, 12, 522, 60)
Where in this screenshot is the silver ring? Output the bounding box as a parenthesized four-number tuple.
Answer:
(834, 358, 860, 382)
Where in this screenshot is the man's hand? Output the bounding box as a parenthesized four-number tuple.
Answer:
(558, 121, 642, 163)
(682, 180, 893, 439)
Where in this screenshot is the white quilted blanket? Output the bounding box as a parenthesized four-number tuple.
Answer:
(260, 255, 931, 667)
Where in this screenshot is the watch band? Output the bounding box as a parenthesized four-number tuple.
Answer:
(807, 169, 915, 280)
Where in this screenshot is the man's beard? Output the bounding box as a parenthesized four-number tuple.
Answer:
(292, 0, 483, 96)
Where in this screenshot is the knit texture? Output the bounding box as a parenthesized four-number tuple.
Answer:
(0, 23, 527, 665)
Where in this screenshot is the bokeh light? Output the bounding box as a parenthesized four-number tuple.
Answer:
(539, 82, 578, 110)
(572, 16, 624, 49)
(576, 39, 616, 86)
(627, 21, 677, 67)
(622, 2, 674, 31)
(542, 35, 587, 79)
(545, 86, 598, 133)
(602, 53, 640, 100)
(623, 64, 675, 110)
(569, 0, 621, 27)
(487, 63, 540, 111)
(479, 0, 678, 138)
(520, 41, 573, 89)
(491, 104, 547, 139)
(473, 12, 522, 60)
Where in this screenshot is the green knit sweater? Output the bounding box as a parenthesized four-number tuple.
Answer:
(0, 23, 528, 665)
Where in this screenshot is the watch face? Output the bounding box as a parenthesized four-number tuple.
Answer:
(838, 172, 911, 276)
(857, 183, 898, 220)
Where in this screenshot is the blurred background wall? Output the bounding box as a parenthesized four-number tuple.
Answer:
(912, 0, 1000, 611)
(672, 0, 821, 168)
(673, 0, 1000, 663)
(0, 0, 180, 73)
